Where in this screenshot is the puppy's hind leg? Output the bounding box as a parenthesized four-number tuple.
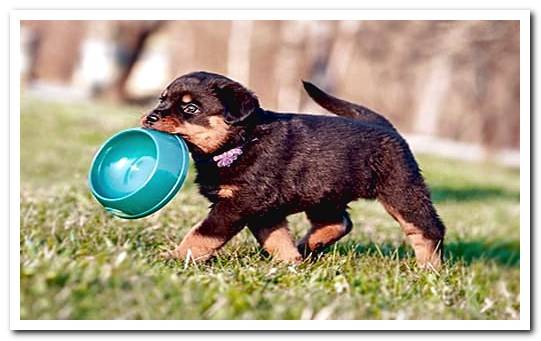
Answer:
(297, 207, 353, 257)
(377, 183, 445, 269)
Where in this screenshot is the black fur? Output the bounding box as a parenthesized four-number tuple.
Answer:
(142, 71, 445, 264)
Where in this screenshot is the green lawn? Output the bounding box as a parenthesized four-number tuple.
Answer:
(20, 96, 520, 320)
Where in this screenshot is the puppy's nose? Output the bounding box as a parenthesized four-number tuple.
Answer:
(146, 113, 160, 123)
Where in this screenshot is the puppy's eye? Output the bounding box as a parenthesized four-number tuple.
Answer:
(183, 103, 200, 115)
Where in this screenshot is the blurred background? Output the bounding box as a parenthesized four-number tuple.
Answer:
(19, 20, 521, 320)
(20, 20, 520, 165)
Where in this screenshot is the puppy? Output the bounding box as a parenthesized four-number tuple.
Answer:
(141, 71, 445, 268)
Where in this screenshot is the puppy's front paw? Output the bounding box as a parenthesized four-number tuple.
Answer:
(287, 255, 303, 264)
(159, 249, 177, 260)
(167, 244, 215, 263)
(272, 251, 303, 264)
(158, 246, 191, 262)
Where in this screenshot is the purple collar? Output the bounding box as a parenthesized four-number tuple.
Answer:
(212, 138, 258, 168)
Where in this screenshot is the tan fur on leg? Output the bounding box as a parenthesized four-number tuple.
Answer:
(298, 216, 350, 253)
(251, 221, 302, 263)
(170, 221, 225, 261)
(382, 204, 442, 269)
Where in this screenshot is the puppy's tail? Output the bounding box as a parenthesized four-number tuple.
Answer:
(302, 80, 394, 129)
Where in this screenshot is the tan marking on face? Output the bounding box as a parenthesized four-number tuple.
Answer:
(160, 89, 168, 98)
(170, 221, 225, 262)
(252, 221, 302, 263)
(381, 203, 442, 269)
(299, 218, 350, 252)
(173, 116, 230, 154)
(217, 184, 239, 199)
(182, 93, 192, 103)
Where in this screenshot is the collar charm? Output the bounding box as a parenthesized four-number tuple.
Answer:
(213, 147, 243, 168)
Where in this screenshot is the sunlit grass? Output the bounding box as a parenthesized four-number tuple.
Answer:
(20, 96, 520, 320)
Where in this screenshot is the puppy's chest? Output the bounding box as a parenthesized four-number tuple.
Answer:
(194, 161, 248, 203)
(193, 138, 279, 203)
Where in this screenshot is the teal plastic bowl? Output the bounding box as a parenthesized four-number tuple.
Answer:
(88, 128, 189, 219)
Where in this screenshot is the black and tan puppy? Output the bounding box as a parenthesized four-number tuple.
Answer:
(141, 71, 445, 268)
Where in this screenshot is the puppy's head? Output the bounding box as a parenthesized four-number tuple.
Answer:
(141, 71, 260, 154)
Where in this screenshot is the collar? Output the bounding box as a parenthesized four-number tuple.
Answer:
(212, 137, 258, 168)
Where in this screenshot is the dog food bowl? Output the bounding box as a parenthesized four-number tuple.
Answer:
(88, 128, 190, 219)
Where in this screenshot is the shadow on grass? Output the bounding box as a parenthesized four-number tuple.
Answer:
(430, 185, 519, 203)
(332, 239, 520, 267)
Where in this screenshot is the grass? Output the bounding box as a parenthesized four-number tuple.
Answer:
(20, 96, 520, 320)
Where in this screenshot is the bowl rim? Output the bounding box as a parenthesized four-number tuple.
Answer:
(88, 127, 186, 203)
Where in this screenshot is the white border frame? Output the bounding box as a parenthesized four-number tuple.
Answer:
(10, 9, 531, 331)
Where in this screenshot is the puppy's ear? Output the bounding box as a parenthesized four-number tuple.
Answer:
(214, 82, 260, 125)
